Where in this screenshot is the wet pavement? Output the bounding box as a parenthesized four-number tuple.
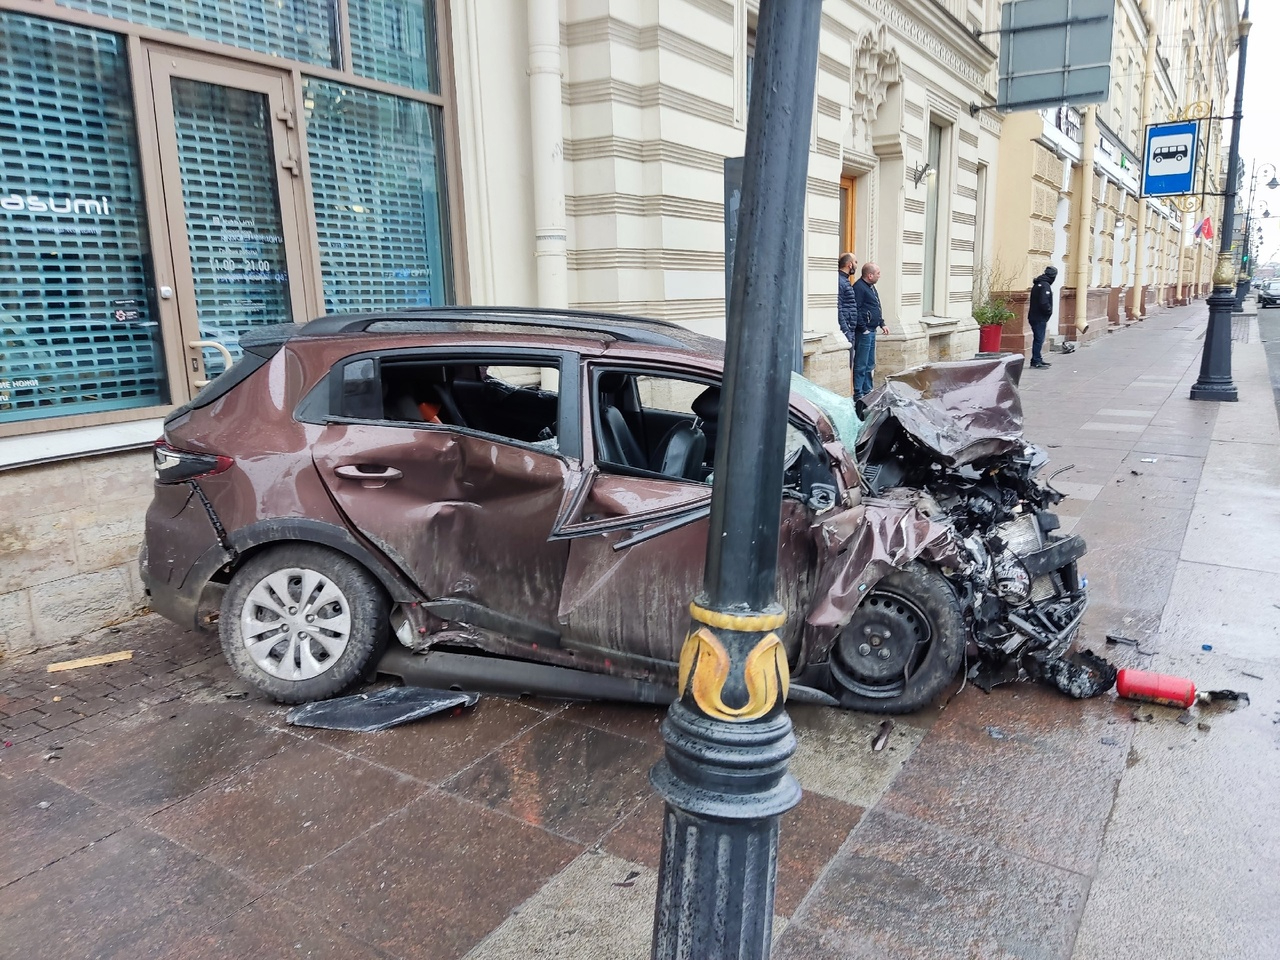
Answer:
(2, 301, 1277, 959)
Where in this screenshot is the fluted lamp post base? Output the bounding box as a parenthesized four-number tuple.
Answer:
(1191, 255, 1240, 402)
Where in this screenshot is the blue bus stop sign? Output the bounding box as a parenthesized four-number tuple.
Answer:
(1142, 121, 1198, 197)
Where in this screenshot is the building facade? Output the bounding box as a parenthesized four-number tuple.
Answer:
(989, 0, 1238, 353)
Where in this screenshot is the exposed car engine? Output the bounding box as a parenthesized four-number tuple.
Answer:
(855, 358, 1115, 700)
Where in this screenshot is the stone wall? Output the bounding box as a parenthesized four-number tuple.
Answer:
(0, 451, 151, 656)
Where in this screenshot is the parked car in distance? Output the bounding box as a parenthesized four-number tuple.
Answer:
(141, 308, 1098, 714)
(1258, 279, 1280, 308)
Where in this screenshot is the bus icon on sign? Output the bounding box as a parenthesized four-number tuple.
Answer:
(1143, 121, 1198, 197)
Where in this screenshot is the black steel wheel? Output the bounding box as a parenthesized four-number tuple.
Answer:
(220, 544, 390, 703)
(830, 563, 964, 714)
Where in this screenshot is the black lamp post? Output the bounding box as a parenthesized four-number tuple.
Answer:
(648, 1, 821, 958)
(1192, 0, 1250, 402)
(1233, 161, 1277, 311)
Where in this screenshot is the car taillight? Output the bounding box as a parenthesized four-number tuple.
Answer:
(154, 440, 234, 484)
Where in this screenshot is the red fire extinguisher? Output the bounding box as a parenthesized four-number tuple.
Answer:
(1115, 668, 1198, 708)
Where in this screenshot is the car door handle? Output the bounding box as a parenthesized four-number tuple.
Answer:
(334, 464, 403, 488)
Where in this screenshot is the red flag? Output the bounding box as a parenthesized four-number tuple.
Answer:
(1194, 217, 1214, 240)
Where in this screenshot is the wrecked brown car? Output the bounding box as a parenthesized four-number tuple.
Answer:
(141, 308, 1104, 714)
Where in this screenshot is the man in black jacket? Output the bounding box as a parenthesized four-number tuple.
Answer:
(1027, 265, 1057, 369)
(837, 253, 860, 394)
(852, 262, 887, 400)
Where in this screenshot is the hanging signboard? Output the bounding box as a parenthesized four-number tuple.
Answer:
(1141, 121, 1198, 197)
(996, 0, 1115, 113)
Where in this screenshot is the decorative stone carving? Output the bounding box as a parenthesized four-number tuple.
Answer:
(850, 25, 901, 141)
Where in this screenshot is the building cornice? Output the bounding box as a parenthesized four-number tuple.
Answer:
(833, 0, 997, 93)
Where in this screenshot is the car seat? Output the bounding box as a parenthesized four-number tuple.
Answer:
(651, 422, 706, 481)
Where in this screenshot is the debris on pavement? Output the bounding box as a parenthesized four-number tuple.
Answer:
(285, 686, 479, 732)
(1139, 458, 1158, 463)
(1105, 634, 1156, 656)
(1027, 648, 1118, 699)
(985, 725, 1007, 740)
(36, 801, 51, 810)
(1130, 708, 1156, 723)
(871, 720, 894, 752)
(46, 650, 133, 673)
(613, 870, 642, 888)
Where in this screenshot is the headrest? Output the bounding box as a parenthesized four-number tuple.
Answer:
(691, 386, 721, 419)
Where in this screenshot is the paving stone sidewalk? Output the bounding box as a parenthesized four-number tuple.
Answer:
(1, 301, 1273, 959)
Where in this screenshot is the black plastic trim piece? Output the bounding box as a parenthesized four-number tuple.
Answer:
(377, 647, 675, 705)
(1021, 535, 1088, 580)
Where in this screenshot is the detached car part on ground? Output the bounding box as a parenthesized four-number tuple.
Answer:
(141, 308, 1111, 715)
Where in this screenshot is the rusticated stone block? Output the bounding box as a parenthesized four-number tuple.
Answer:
(72, 495, 150, 570)
(0, 512, 78, 594)
(29, 567, 148, 645)
(0, 589, 35, 656)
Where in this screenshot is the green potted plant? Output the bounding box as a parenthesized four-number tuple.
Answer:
(972, 261, 1017, 353)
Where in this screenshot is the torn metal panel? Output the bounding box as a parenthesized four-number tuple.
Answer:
(856, 355, 1026, 468)
(285, 686, 479, 731)
(806, 497, 965, 652)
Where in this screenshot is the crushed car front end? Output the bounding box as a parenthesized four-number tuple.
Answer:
(802, 355, 1111, 712)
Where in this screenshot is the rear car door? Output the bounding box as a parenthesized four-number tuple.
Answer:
(309, 347, 581, 635)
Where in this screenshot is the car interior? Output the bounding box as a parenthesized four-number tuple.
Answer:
(593, 371, 717, 483)
(369, 359, 561, 447)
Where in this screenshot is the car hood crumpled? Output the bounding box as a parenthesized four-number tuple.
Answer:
(805, 493, 966, 639)
(854, 354, 1026, 467)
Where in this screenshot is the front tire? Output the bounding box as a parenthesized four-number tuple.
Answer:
(829, 563, 964, 714)
(220, 544, 389, 703)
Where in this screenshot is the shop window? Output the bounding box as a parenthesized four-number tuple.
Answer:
(303, 81, 453, 312)
(56, 0, 339, 68)
(1, 12, 170, 426)
(349, 0, 439, 93)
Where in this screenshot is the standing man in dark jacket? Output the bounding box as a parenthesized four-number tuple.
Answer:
(852, 262, 887, 401)
(1027, 265, 1057, 369)
(837, 252, 860, 394)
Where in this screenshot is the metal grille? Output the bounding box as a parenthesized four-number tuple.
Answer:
(349, 0, 438, 92)
(995, 513, 1043, 555)
(56, 0, 339, 68)
(303, 80, 452, 312)
(1, 12, 170, 424)
(171, 79, 293, 376)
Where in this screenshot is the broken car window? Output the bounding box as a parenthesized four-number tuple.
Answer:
(339, 357, 561, 451)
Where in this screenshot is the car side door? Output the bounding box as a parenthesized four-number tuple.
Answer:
(550, 362, 818, 673)
(308, 346, 582, 637)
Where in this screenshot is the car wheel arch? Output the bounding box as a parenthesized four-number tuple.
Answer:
(189, 519, 420, 621)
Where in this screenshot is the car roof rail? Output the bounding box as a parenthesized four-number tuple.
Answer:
(294, 307, 712, 350)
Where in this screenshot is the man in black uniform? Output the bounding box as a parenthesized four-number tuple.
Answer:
(1027, 265, 1058, 369)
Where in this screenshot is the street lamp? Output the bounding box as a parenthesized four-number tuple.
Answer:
(1191, 0, 1251, 402)
(1233, 160, 1276, 310)
(649, 2, 822, 958)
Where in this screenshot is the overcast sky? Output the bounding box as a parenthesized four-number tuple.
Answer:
(1236, 4, 1280, 265)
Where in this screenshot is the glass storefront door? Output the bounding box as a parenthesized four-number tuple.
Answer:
(147, 51, 312, 388)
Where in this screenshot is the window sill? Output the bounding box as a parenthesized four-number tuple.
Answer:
(0, 419, 163, 472)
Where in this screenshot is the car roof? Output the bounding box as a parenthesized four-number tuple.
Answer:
(240, 306, 726, 356)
